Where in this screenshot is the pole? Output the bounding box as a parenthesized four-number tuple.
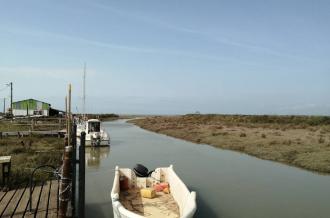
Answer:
(68, 84, 72, 147)
(65, 96, 68, 136)
(71, 123, 77, 216)
(79, 132, 86, 218)
(10, 82, 13, 116)
(59, 144, 72, 218)
(3, 98, 5, 113)
(83, 63, 86, 117)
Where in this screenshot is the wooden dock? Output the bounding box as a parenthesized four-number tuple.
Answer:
(0, 180, 59, 217)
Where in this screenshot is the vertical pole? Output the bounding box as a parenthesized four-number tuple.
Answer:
(68, 84, 71, 148)
(65, 96, 68, 135)
(71, 123, 77, 217)
(3, 98, 5, 113)
(10, 82, 13, 116)
(79, 132, 86, 218)
(59, 145, 72, 218)
(83, 63, 86, 116)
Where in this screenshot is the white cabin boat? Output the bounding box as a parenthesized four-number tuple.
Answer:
(111, 165, 196, 218)
(77, 119, 110, 146)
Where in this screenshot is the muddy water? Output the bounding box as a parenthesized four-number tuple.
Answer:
(85, 120, 330, 218)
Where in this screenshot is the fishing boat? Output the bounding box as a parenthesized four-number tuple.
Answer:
(76, 64, 110, 146)
(111, 165, 196, 218)
(77, 118, 110, 146)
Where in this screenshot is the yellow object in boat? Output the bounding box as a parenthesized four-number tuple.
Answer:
(140, 188, 156, 199)
(163, 187, 170, 194)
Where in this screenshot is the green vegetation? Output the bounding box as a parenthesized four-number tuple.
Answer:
(130, 114, 330, 174)
(0, 135, 63, 188)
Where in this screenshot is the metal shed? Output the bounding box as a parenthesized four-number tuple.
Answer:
(12, 99, 51, 116)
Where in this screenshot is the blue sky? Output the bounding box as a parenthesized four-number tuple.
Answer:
(0, 0, 329, 115)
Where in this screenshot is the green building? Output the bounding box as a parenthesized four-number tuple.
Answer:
(12, 99, 51, 116)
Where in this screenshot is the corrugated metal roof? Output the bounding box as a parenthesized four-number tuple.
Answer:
(12, 98, 50, 105)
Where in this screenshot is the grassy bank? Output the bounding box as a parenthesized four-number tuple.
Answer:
(0, 135, 63, 188)
(130, 114, 330, 174)
(0, 118, 64, 188)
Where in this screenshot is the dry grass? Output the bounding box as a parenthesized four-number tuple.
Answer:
(130, 114, 330, 174)
(0, 135, 63, 188)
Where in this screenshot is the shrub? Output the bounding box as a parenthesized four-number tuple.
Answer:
(261, 133, 266, 138)
(240, 133, 247, 137)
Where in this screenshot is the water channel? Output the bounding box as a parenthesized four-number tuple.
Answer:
(85, 120, 330, 218)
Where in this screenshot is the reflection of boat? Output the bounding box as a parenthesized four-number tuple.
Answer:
(85, 146, 110, 168)
(111, 165, 196, 218)
(77, 119, 110, 146)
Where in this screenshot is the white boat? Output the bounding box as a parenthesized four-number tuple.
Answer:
(111, 165, 197, 218)
(77, 119, 110, 146)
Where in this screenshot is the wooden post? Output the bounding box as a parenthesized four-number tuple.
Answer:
(67, 84, 72, 149)
(78, 132, 86, 218)
(59, 84, 73, 218)
(65, 96, 68, 138)
(31, 119, 34, 131)
(71, 123, 77, 216)
(59, 144, 72, 218)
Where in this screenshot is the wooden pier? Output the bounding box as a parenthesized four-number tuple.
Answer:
(0, 180, 59, 217)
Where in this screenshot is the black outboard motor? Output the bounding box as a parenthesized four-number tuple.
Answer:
(133, 164, 149, 177)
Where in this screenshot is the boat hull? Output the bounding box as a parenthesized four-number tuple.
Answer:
(77, 137, 110, 147)
(84, 139, 110, 146)
(111, 165, 196, 218)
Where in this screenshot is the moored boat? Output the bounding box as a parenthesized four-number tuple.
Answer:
(77, 119, 110, 146)
(111, 165, 196, 218)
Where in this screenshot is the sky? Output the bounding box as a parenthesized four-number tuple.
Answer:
(0, 0, 329, 115)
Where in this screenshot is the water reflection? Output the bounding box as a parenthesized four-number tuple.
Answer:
(85, 146, 110, 168)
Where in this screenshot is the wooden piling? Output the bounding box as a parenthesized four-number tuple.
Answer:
(59, 145, 72, 218)
(65, 96, 68, 134)
(59, 84, 73, 218)
(67, 84, 72, 148)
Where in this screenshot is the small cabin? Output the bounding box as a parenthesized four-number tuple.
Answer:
(87, 119, 101, 133)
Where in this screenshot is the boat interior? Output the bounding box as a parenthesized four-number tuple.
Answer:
(118, 167, 180, 218)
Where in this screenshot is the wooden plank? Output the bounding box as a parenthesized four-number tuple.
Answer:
(10, 183, 29, 217)
(35, 181, 49, 218)
(23, 184, 42, 217)
(12, 183, 36, 218)
(33, 181, 45, 218)
(45, 180, 53, 218)
(0, 188, 18, 217)
(0, 190, 8, 204)
(2, 180, 60, 217)
(47, 180, 59, 218)
(0, 156, 11, 164)
(2, 184, 27, 217)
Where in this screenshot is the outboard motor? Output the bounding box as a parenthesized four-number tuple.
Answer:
(133, 164, 150, 177)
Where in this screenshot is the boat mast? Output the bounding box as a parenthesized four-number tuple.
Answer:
(83, 62, 86, 118)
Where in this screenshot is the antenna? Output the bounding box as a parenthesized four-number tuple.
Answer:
(83, 62, 86, 116)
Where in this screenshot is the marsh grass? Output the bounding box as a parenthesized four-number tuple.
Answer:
(130, 114, 330, 174)
(0, 135, 63, 188)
